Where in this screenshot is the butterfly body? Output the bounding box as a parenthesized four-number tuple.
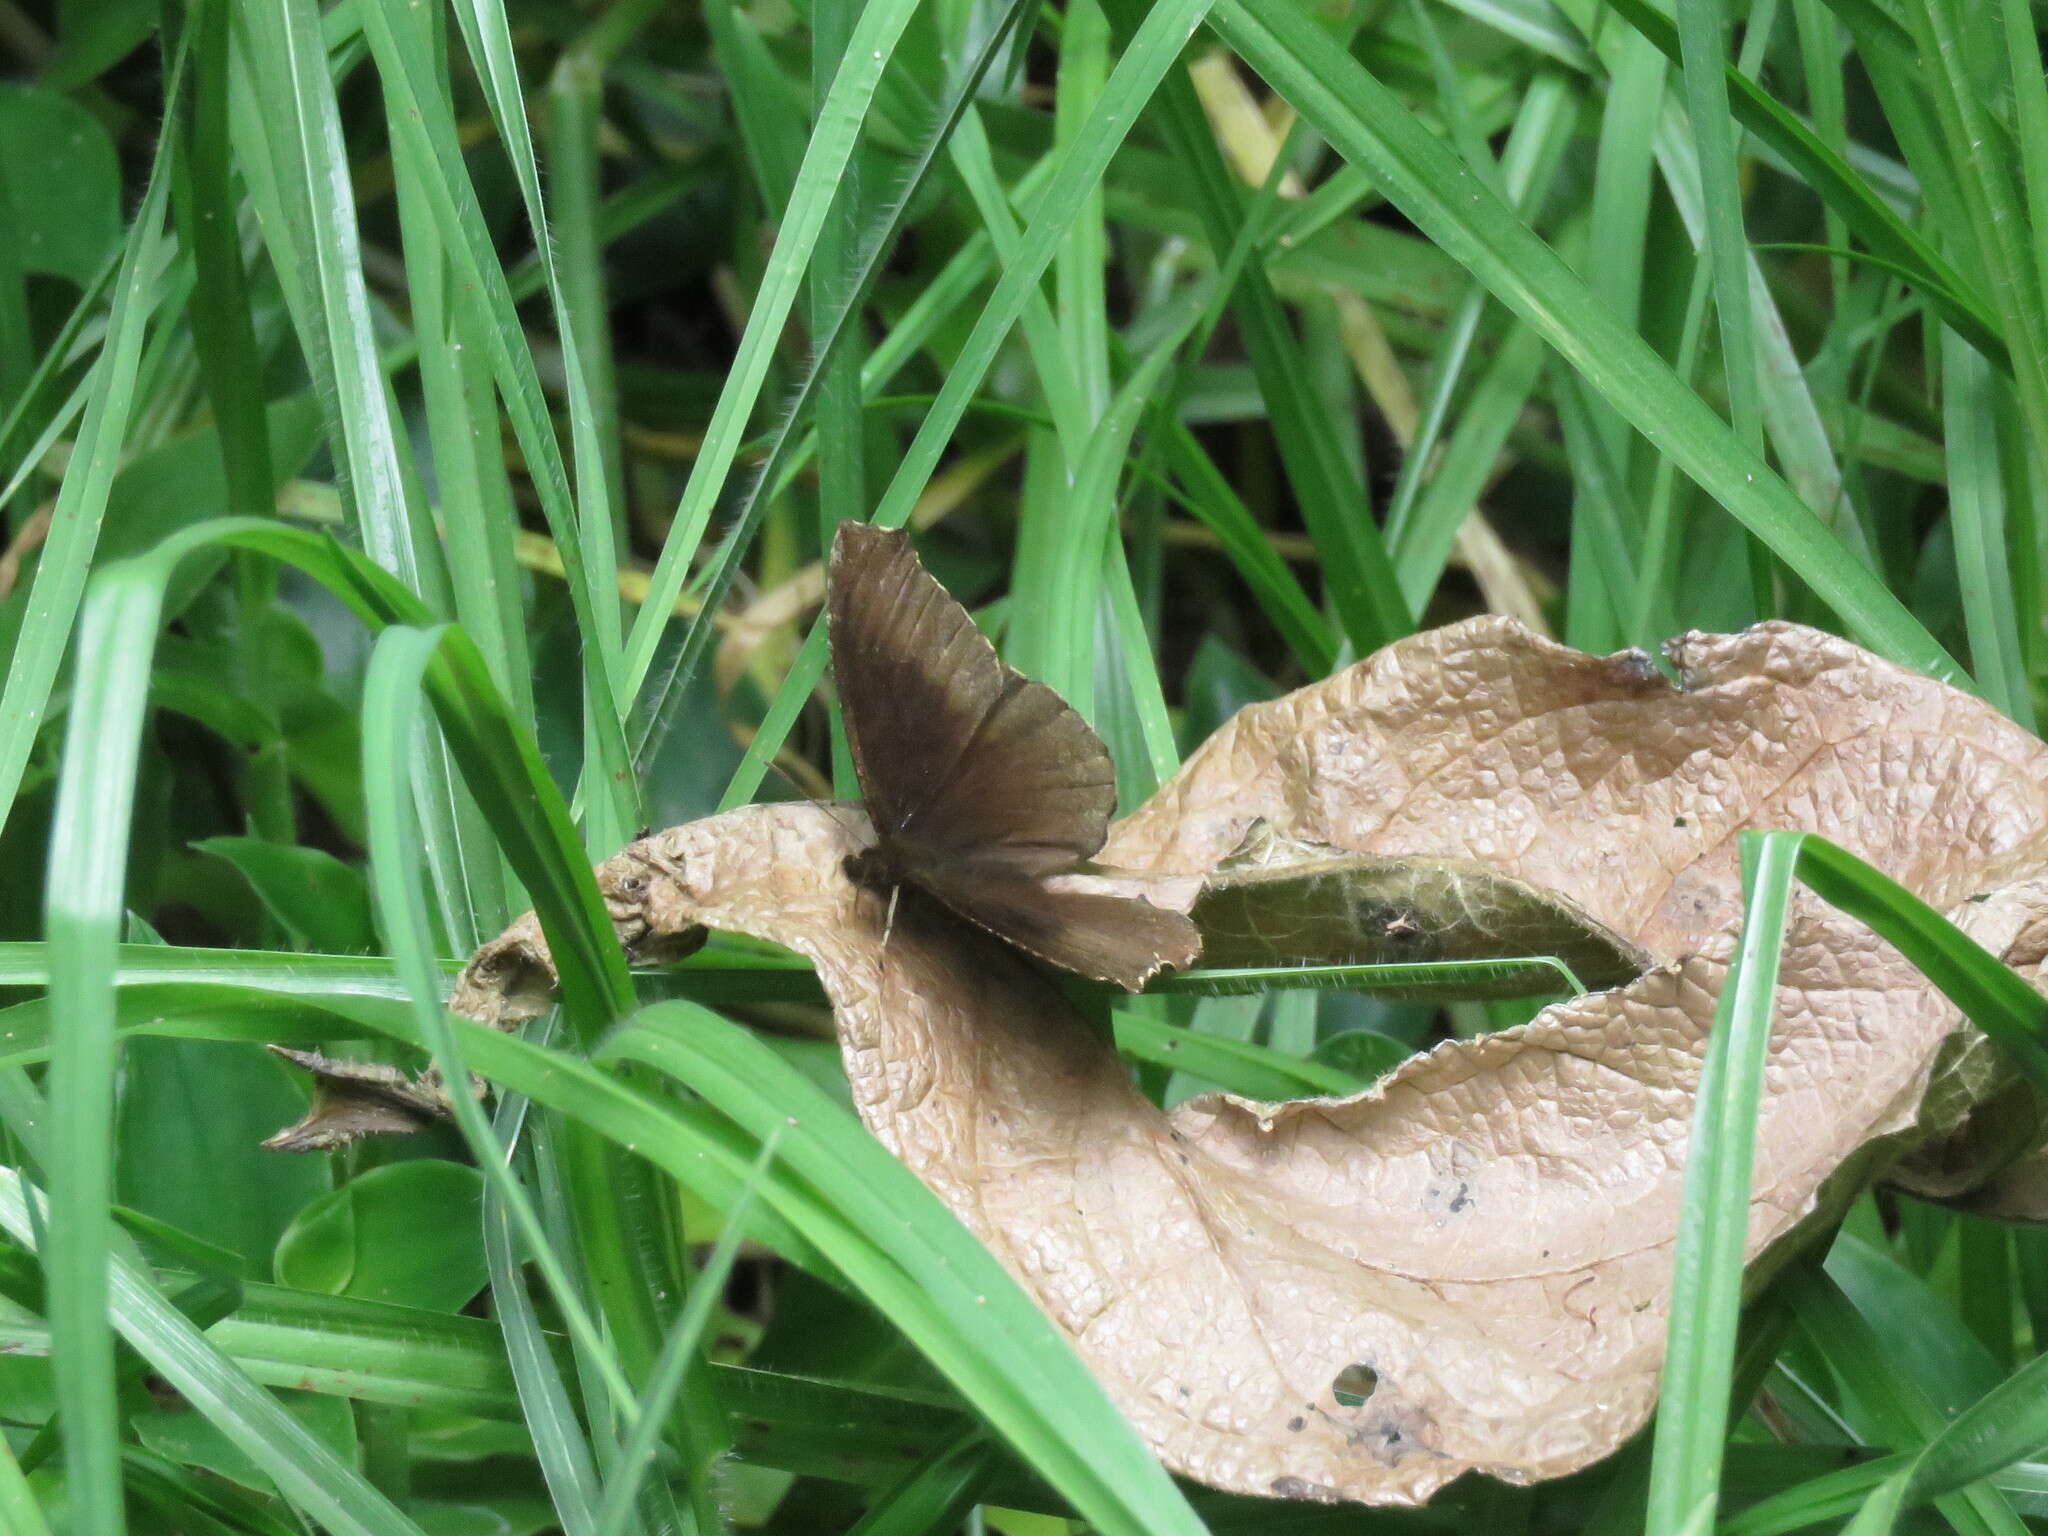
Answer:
(828, 522, 1201, 990)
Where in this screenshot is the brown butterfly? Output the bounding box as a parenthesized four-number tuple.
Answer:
(828, 522, 1201, 990)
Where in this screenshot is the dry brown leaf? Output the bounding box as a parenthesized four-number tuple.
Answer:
(455, 616, 2048, 1505)
(263, 1047, 458, 1152)
(1104, 618, 2048, 957)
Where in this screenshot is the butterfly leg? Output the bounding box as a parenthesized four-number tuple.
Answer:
(882, 883, 901, 950)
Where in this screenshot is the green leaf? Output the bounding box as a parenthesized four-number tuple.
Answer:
(192, 837, 377, 954)
(45, 0, 158, 88)
(1113, 1008, 1367, 1101)
(0, 87, 121, 283)
(195, 835, 380, 958)
(134, 1390, 357, 1497)
(116, 1038, 333, 1273)
(0, 1168, 432, 1536)
(275, 1161, 487, 1313)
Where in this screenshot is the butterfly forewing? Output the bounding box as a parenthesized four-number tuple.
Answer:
(828, 521, 1201, 990)
(829, 523, 1115, 876)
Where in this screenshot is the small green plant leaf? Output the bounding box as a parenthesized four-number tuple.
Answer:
(274, 1161, 486, 1313)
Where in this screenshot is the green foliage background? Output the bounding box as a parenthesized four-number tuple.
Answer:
(0, 0, 2046, 1528)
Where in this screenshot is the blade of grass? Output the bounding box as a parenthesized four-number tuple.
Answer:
(1105, 0, 1413, 654)
(43, 555, 177, 1536)
(1894, 0, 2048, 495)
(546, 0, 662, 554)
(1941, 329, 2035, 728)
(1112, 1011, 1369, 1098)
(233, 0, 499, 952)
(389, 14, 533, 730)
(1790, 838, 2048, 1090)
(592, 1135, 781, 1536)
(173, 0, 273, 531)
(481, 1111, 606, 1536)
(445, 0, 653, 854)
(1784, 1266, 2027, 1536)
(0, 1435, 50, 1536)
(1644, 829, 1802, 1536)
(232, 1, 442, 602)
(1384, 68, 1576, 567)
(844, 1433, 996, 1536)
(1207, 0, 1965, 684)
(359, 0, 639, 847)
(359, 625, 641, 1419)
(1160, 422, 1334, 673)
(1651, 99, 1876, 572)
(1580, 0, 2005, 366)
(597, 1002, 1211, 1536)
(0, 56, 180, 840)
(1675, 0, 1764, 456)
(660, 0, 1220, 792)
(0, 1170, 430, 1536)
(628, 0, 1034, 773)
(810, 0, 869, 797)
(619, 0, 943, 700)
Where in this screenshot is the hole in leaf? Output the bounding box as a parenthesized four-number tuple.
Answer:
(1331, 1362, 1379, 1407)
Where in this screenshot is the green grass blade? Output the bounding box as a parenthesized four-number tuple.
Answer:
(174, 0, 274, 530)
(1112, 1011, 1369, 1099)
(627, 0, 1032, 771)
(809, 0, 870, 797)
(0, 1434, 51, 1536)
(597, 1002, 1211, 1536)
(0, 1170, 430, 1536)
(1160, 423, 1335, 674)
(1791, 837, 2048, 1091)
(621, 0, 940, 699)
(355, 0, 638, 845)
(1385, 68, 1577, 571)
(43, 560, 171, 1535)
(390, 42, 533, 734)
(1893, 1347, 2048, 1510)
(1895, 0, 2048, 478)
(843, 1433, 995, 1535)
(1107, 0, 1412, 653)
(1842, 1469, 1915, 1536)
(1591, 0, 2006, 366)
(0, 68, 179, 838)
(1645, 829, 1802, 1536)
(232, 0, 440, 601)
(1209, 0, 1966, 685)
(1940, 329, 2035, 728)
(479, 1138, 606, 1536)
(1676, 0, 1765, 455)
(358, 624, 636, 1418)
(592, 1135, 779, 1536)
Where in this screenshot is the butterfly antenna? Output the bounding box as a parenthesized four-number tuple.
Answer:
(882, 883, 901, 950)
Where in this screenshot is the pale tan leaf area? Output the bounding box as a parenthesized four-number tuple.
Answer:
(452, 617, 2048, 1505)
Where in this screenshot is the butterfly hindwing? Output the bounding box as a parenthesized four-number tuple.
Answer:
(913, 865, 1202, 991)
(829, 523, 1115, 878)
